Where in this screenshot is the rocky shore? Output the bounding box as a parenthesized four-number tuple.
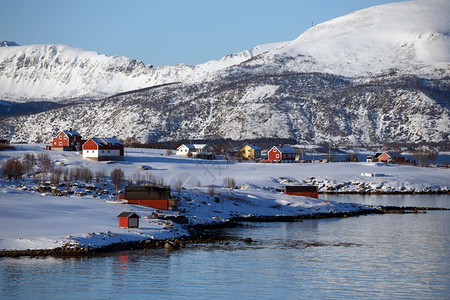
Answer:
(2, 205, 447, 259)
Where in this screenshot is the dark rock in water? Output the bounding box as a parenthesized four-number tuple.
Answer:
(243, 237, 253, 243)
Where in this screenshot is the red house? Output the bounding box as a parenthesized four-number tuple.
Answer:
(374, 152, 404, 164)
(267, 145, 296, 163)
(117, 212, 140, 228)
(284, 186, 319, 199)
(51, 129, 82, 151)
(82, 137, 124, 161)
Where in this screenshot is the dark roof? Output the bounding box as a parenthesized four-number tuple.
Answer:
(91, 137, 123, 147)
(285, 186, 318, 193)
(62, 130, 81, 138)
(273, 145, 296, 154)
(117, 212, 140, 218)
(244, 144, 262, 151)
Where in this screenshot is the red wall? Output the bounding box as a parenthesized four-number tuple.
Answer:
(52, 133, 69, 147)
(82, 139, 99, 151)
(285, 191, 319, 199)
(268, 148, 281, 161)
(118, 217, 129, 228)
(127, 199, 168, 210)
(118, 217, 139, 228)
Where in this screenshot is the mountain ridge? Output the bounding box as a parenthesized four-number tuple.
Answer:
(0, 0, 448, 145)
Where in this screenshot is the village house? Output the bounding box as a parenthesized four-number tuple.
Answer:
(374, 152, 404, 164)
(267, 145, 296, 163)
(82, 137, 124, 161)
(176, 144, 214, 159)
(50, 129, 82, 151)
(240, 144, 262, 160)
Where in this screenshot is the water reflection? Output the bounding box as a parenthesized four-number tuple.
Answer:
(0, 195, 449, 299)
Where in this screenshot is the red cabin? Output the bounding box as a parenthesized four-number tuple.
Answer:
(284, 186, 319, 199)
(117, 212, 140, 228)
(267, 145, 296, 163)
(51, 129, 82, 151)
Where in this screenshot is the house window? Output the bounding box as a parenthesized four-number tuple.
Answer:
(276, 154, 279, 158)
(101, 150, 104, 153)
(59, 142, 62, 146)
(108, 150, 110, 153)
(59, 136, 62, 140)
(64, 136, 67, 140)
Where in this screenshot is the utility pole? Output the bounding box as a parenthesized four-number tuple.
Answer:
(328, 142, 331, 162)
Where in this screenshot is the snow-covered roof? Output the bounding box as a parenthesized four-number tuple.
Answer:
(91, 137, 123, 147)
(273, 145, 296, 154)
(245, 144, 262, 151)
(62, 130, 81, 137)
(178, 144, 207, 150)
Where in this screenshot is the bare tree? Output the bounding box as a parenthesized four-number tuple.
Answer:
(37, 153, 54, 173)
(50, 167, 63, 186)
(223, 177, 236, 189)
(95, 169, 106, 184)
(208, 185, 216, 196)
(1, 158, 24, 181)
(111, 168, 125, 191)
(80, 167, 93, 183)
(173, 179, 183, 195)
(414, 145, 439, 166)
(22, 153, 36, 176)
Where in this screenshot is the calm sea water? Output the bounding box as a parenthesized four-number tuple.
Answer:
(1, 195, 449, 299)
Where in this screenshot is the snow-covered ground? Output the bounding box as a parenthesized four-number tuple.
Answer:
(0, 144, 448, 251)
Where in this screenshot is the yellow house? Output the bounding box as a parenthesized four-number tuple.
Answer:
(240, 144, 262, 160)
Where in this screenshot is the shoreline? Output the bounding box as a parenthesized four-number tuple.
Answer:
(1, 205, 448, 259)
(320, 190, 448, 195)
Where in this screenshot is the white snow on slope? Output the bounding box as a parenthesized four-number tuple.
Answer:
(258, 0, 450, 77)
(0, 41, 286, 102)
(1, 1, 448, 101)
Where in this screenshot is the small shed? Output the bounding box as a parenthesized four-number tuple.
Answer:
(117, 212, 140, 228)
(284, 186, 319, 199)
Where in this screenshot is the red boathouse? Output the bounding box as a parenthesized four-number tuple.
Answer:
(124, 186, 171, 210)
(284, 186, 319, 199)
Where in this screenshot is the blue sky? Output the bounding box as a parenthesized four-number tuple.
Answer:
(1, 0, 407, 66)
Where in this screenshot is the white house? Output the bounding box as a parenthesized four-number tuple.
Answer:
(176, 144, 209, 157)
(82, 138, 124, 161)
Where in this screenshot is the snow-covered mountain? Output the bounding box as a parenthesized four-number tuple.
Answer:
(0, 0, 448, 145)
(0, 41, 19, 47)
(0, 41, 285, 102)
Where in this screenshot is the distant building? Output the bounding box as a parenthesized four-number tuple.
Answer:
(51, 129, 82, 151)
(82, 138, 124, 161)
(240, 144, 262, 160)
(267, 145, 296, 163)
(374, 152, 404, 163)
(176, 144, 214, 159)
